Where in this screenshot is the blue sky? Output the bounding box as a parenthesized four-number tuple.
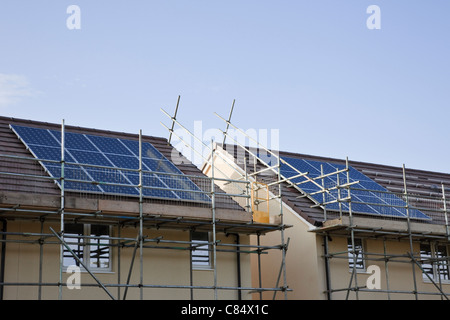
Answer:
(1, 1, 449, 172)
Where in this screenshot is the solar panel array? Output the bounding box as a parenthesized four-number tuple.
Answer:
(279, 156, 430, 220)
(10, 124, 210, 203)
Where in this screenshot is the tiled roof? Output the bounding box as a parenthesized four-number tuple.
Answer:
(219, 144, 450, 227)
(0, 116, 244, 212)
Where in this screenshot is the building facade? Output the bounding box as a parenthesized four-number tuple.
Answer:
(206, 142, 450, 300)
(0, 117, 285, 300)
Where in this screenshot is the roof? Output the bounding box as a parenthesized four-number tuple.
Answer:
(218, 143, 450, 231)
(0, 116, 205, 194)
(0, 116, 279, 234)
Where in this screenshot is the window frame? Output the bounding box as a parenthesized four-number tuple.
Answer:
(347, 237, 366, 272)
(191, 231, 212, 270)
(420, 242, 450, 284)
(63, 223, 112, 273)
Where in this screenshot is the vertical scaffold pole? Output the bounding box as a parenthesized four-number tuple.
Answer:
(402, 164, 418, 300)
(442, 184, 449, 241)
(211, 141, 218, 300)
(257, 233, 263, 300)
(139, 130, 144, 300)
(277, 155, 288, 300)
(58, 119, 65, 300)
(320, 165, 327, 221)
(383, 238, 391, 300)
(117, 223, 122, 299)
(345, 157, 359, 300)
(321, 165, 332, 300)
(189, 230, 194, 300)
(337, 171, 343, 220)
(38, 218, 44, 300)
(244, 157, 251, 214)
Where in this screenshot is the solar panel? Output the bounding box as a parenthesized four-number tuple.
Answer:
(279, 156, 430, 220)
(10, 124, 210, 203)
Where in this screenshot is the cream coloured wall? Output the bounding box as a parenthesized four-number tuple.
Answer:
(203, 148, 325, 300)
(325, 236, 450, 300)
(208, 147, 450, 300)
(2, 220, 252, 300)
(255, 205, 450, 300)
(250, 204, 323, 300)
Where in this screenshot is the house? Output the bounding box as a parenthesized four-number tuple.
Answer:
(0, 116, 286, 300)
(204, 142, 450, 300)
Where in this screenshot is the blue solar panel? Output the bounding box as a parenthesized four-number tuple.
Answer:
(107, 154, 140, 170)
(69, 150, 112, 167)
(13, 126, 60, 147)
(120, 139, 165, 160)
(279, 156, 430, 220)
(50, 130, 98, 152)
(30, 145, 75, 163)
(87, 135, 133, 155)
(45, 164, 103, 193)
(10, 124, 210, 203)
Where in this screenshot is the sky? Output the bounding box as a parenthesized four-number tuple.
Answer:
(1, 1, 449, 173)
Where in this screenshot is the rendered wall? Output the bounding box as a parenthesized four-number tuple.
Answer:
(208, 148, 450, 300)
(325, 236, 450, 300)
(1, 220, 252, 300)
(205, 149, 324, 300)
(250, 203, 323, 300)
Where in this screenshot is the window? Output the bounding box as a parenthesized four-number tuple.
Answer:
(435, 245, 450, 281)
(191, 231, 211, 269)
(348, 238, 365, 271)
(420, 243, 434, 280)
(63, 223, 111, 272)
(420, 243, 450, 282)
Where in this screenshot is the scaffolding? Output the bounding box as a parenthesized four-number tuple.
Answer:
(0, 113, 289, 300)
(160, 98, 290, 300)
(211, 110, 450, 300)
(3, 99, 449, 300)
